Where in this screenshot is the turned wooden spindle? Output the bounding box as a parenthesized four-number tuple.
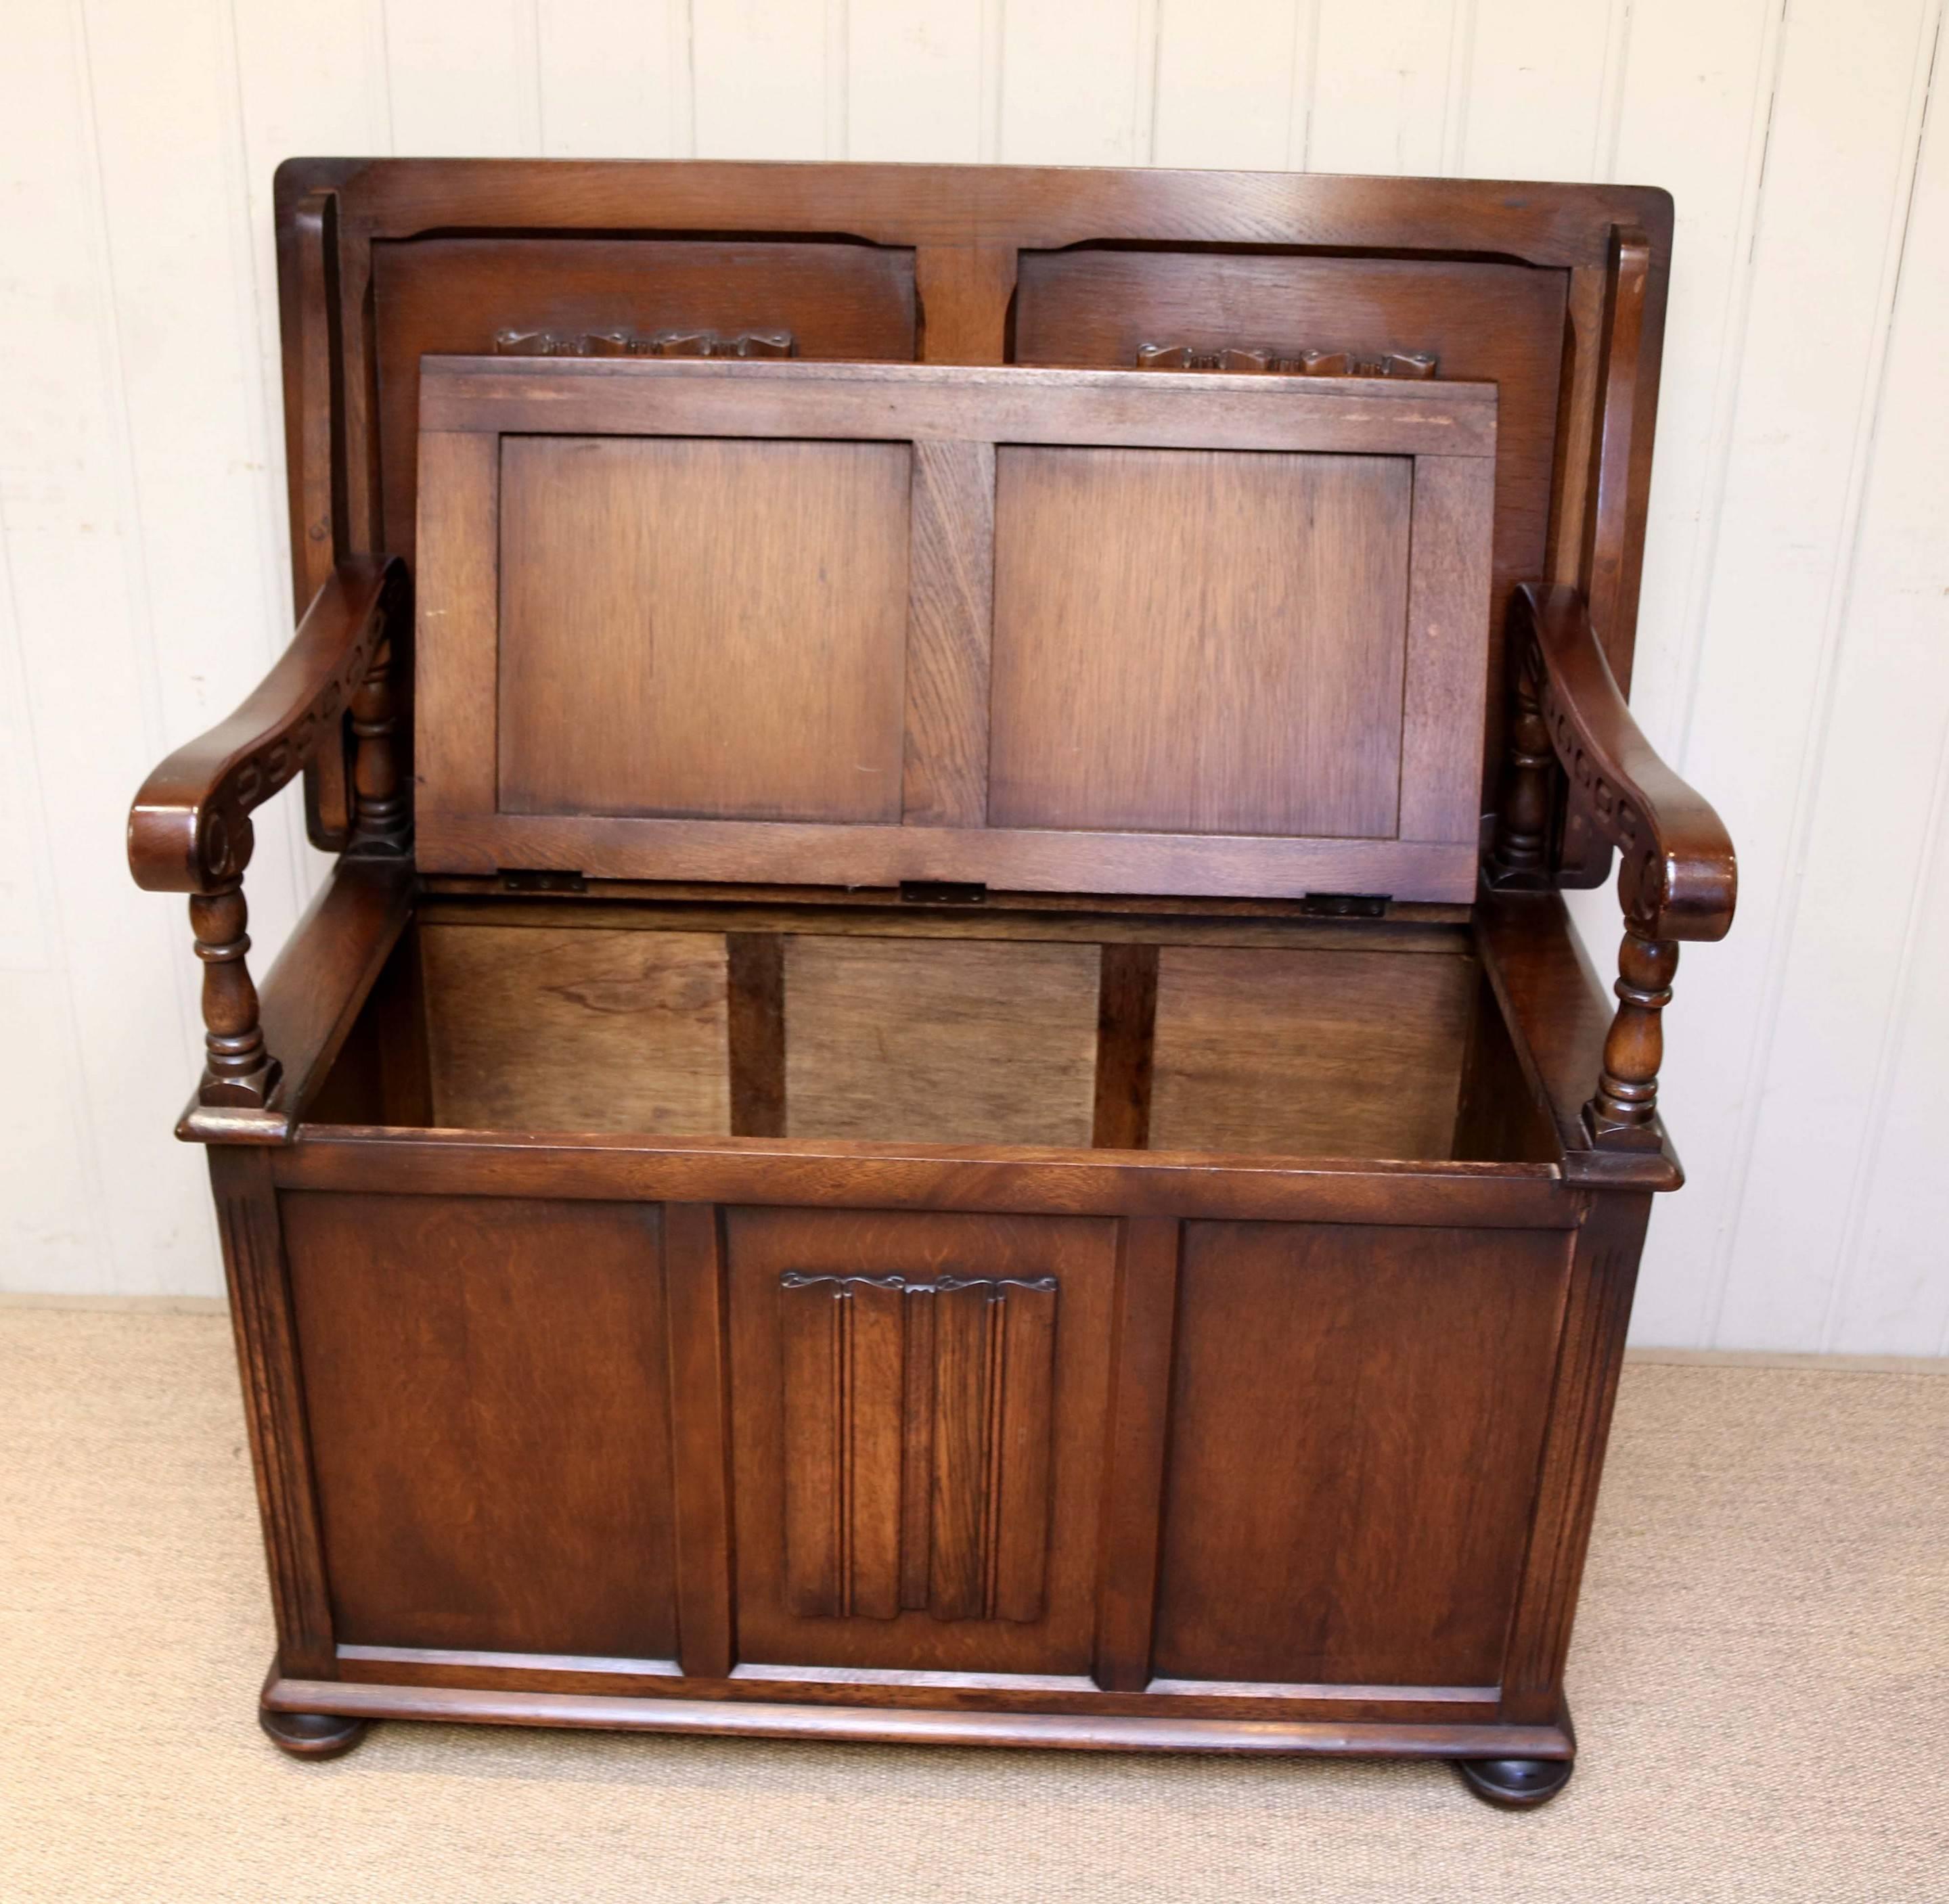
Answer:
(346, 636, 410, 855)
(1584, 931, 1678, 1148)
(189, 881, 282, 1107)
(1489, 647, 1556, 888)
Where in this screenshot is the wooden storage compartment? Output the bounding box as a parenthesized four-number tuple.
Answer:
(311, 901, 1555, 1168)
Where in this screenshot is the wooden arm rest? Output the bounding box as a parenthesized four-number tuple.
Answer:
(1487, 584, 1738, 1152)
(1515, 583, 1737, 943)
(128, 556, 406, 894)
(127, 556, 408, 1110)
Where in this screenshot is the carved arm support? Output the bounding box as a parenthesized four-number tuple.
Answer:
(127, 556, 409, 1108)
(1491, 583, 1737, 1150)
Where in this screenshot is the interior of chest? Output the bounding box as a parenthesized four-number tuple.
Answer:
(310, 893, 1555, 1166)
(325, 353, 1554, 1165)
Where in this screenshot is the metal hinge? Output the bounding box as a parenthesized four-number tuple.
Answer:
(499, 869, 588, 894)
(900, 880, 987, 906)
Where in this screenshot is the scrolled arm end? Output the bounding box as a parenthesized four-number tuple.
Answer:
(127, 556, 406, 896)
(1490, 584, 1739, 1152)
(126, 556, 407, 1108)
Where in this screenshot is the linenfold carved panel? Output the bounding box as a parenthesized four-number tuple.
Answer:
(779, 1272, 1058, 1623)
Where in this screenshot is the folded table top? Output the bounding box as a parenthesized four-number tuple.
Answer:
(413, 356, 1497, 905)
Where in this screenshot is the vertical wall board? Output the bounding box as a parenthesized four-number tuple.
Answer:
(1730, 41, 1949, 1355)
(0, 522, 100, 1293)
(1152, 0, 1309, 171)
(1659, 0, 1940, 1349)
(1458, 0, 1621, 181)
(1000, 0, 1152, 165)
(0, 1, 215, 1294)
(82, 0, 315, 960)
(1841, 790, 1949, 1356)
(231, 0, 394, 592)
(383, 0, 541, 156)
(537, 0, 684, 158)
(847, 0, 987, 162)
(1306, 0, 1460, 175)
(0, 976, 101, 1294)
(694, 0, 834, 159)
(1590, 0, 1782, 1345)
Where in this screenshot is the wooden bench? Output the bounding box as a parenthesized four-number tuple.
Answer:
(127, 160, 1734, 1809)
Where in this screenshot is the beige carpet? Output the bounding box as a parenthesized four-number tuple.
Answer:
(3, 1308, 1944, 1902)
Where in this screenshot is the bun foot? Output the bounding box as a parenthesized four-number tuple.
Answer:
(1456, 1756, 1573, 1809)
(260, 1707, 369, 1760)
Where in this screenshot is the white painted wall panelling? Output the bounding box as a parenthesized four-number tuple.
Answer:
(0, 0, 1943, 1351)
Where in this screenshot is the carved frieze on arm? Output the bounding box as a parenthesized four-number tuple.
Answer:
(127, 557, 409, 1107)
(1490, 583, 1737, 1149)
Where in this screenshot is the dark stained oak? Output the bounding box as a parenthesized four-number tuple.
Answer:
(129, 158, 1734, 1786)
(282, 1192, 679, 1660)
(259, 1708, 368, 1761)
(369, 234, 916, 566)
(1456, 1756, 1575, 1809)
(1152, 1221, 1570, 1688)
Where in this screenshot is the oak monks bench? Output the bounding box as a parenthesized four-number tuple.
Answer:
(127, 159, 1735, 1809)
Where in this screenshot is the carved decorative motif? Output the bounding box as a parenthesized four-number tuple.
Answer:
(779, 1271, 1058, 1623)
(1487, 585, 1737, 1151)
(127, 558, 409, 1108)
(1136, 343, 1437, 378)
(494, 327, 796, 359)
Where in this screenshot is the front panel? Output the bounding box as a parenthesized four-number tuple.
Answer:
(1153, 1220, 1571, 1688)
(725, 1206, 1118, 1677)
(282, 1192, 679, 1660)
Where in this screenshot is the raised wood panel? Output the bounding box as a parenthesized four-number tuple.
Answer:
(727, 1208, 1117, 1674)
(1153, 1220, 1571, 1687)
(418, 923, 730, 1134)
(281, 1192, 678, 1659)
(778, 1271, 1058, 1623)
(989, 447, 1413, 840)
(1013, 248, 1565, 798)
(1149, 946, 1479, 1160)
(497, 436, 912, 824)
(783, 936, 1099, 1146)
(371, 235, 918, 560)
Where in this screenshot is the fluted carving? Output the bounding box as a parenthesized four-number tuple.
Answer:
(780, 1271, 1058, 1623)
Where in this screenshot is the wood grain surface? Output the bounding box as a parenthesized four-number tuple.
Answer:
(1149, 945, 1479, 1161)
(782, 935, 1099, 1147)
(418, 923, 730, 1134)
(497, 435, 912, 823)
(989, 447, 1412, 839)
(282, 1192, 679, 1660)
